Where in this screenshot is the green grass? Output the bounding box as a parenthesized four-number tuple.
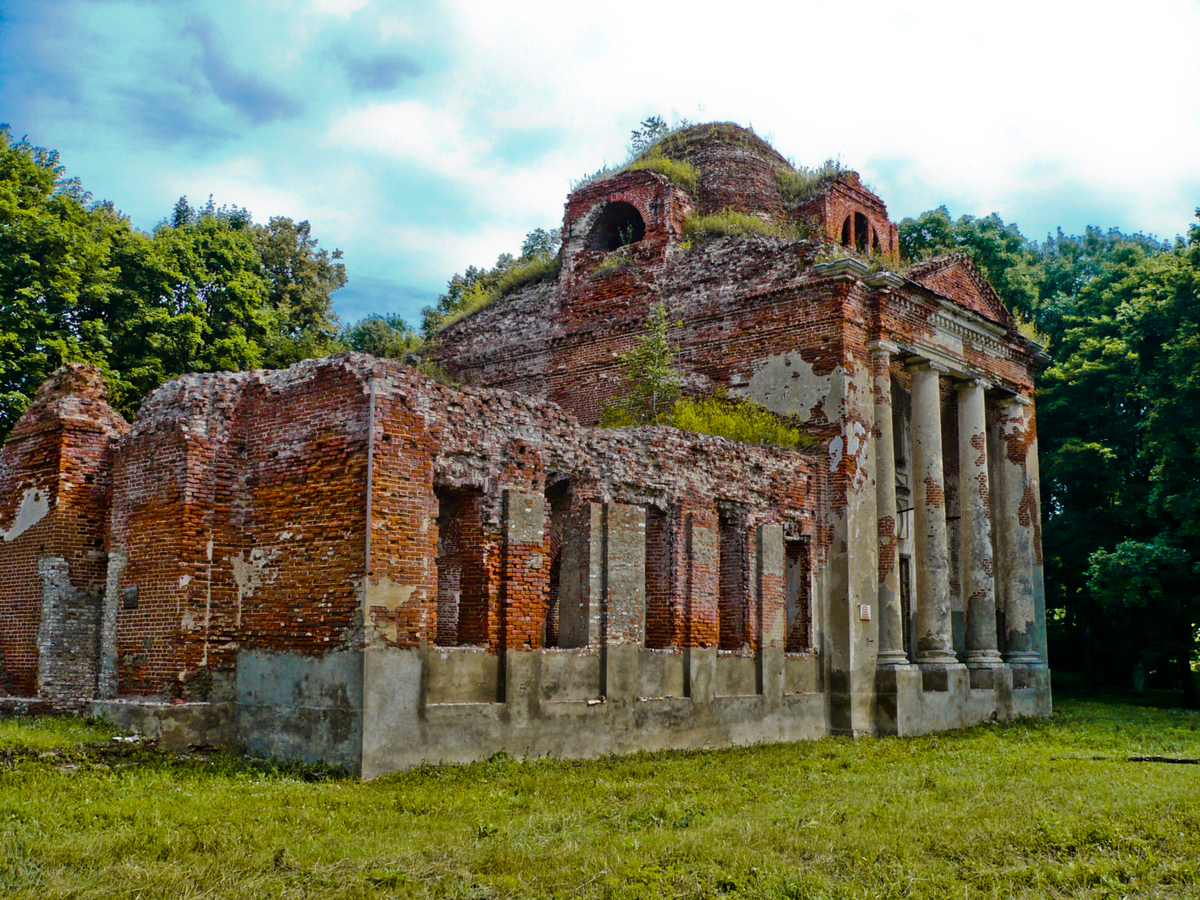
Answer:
(682, 209, 802, 245)
(3, 695, 1200, 898)
(775, 160, 848, 206)
(626, 152, 700, 194)
(433, 255, 560, 333)
(670, 395, 821, 451)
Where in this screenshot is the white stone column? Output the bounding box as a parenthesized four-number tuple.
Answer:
(957, 379, 1003, 670)
(992, 395, 1043, 669)
(872, 342, 907, 668)
(907, 360, 958, 668)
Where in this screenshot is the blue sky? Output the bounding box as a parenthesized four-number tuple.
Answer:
(3, 0, 1200, 327)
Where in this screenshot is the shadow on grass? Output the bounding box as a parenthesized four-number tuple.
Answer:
(1052, 669, 1199, 711)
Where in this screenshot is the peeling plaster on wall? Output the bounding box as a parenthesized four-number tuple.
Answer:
(1, 488, 51, 543)
(362, 576, 419, 646)
(231, 548, 280, 629)
(739, 353, 841, 423)
(98, 547, 127, 699)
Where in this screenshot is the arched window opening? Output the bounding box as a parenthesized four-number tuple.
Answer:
(841, 216, 853, 247)
(872, 228, 881, 256)
(854, 213, 869, 253)
(587, 202, 646, 252)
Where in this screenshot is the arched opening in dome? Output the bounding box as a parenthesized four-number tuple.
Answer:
(872, 228, 881, 256)
(841, 216, 852, 247)
(587, 202, 646, 252)
(854, 213, 869, 253)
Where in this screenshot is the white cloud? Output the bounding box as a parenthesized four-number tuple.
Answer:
(6, 0, 1200, 324)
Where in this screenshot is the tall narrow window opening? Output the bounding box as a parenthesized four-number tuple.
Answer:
(854, 212, 869, 252)
(718, 511, 746, 649)
(435, 486, 486, 646)
(785, 538, 811, 651)
(542, 478, 570, 647)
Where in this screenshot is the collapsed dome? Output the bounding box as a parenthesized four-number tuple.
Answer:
(587, 201, 646, 252)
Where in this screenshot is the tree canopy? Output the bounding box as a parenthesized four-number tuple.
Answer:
(0, 128, 346, 434)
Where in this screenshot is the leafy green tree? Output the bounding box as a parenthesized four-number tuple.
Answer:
(899, 206, 1039, 319)
(421, 228, 561, 338)
(1039, 217, 1200, 697)
(601, 304, 682, 425)
(253, 216, 347, 367)
(0, 131, 348, 436)
(0, 127, 125, 434)
(343, 314, 422, 359)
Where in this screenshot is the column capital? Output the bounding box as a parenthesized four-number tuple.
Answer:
(868, 339, 901, 356)
(904, 357, 949, 375)
(997, 392, 1033, 408)
(955, 376, 994, 393)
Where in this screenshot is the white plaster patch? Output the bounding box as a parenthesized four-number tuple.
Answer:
(2, 487, 51, 542)
(231, 547, 280, 628)
(178, 574, 192, 589)
(828, 436, 844, 473)
(738, 353, 842, 423)
(362, 576, 423, 645)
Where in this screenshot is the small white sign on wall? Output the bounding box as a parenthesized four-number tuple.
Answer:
(859, 604, 872, 621)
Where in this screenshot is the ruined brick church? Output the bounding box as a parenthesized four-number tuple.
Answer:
(0, 124, 1049, 776)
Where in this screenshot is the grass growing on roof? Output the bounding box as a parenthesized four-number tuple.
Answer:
(3, 695, 1200, 897)
(775, 158, 848, 205)
(433, 254, 560, 333)
(626, 151, 699, 194)
(682, 209, 800, 244)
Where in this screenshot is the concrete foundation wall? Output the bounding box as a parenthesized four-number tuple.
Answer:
(360, 646, 833, 777)
(235, 649, 364, 773)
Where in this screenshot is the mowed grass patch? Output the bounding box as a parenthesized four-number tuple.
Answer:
(2, 698, 1200, 899)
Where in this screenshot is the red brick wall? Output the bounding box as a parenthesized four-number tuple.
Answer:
(108, 360, 374, 697)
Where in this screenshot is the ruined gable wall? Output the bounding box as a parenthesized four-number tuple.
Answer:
(905, 259, 1012, 327)
(437, 234, 846, 429)
(105, 358, 373, 699)
(365, 362, 821, 654)
(0, 365, 127, 698)
(876, 286, 1035, 395)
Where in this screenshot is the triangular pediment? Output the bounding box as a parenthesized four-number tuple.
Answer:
(904, 253, 1013, 327)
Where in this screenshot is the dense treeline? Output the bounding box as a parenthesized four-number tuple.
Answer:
(899, 207, 1200, 701)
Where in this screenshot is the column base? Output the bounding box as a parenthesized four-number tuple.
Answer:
(1004, 650, 1043, 671)
(965, 650, 1005, 669)
(916, 656, 967, 693)
(915, 648, 960, 666)
(876, 649, 911, 669)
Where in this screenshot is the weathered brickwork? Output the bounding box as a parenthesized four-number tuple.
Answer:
(0, 123, 1049, 768)
(0, 366, 126, 698)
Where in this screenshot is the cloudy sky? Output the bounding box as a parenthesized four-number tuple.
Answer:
(3, 0, 1199, 326)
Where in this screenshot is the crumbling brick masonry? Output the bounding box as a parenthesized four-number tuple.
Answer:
(0, 124, 1049, 775)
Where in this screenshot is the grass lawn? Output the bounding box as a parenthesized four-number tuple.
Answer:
(2, 691, 1199, 899)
